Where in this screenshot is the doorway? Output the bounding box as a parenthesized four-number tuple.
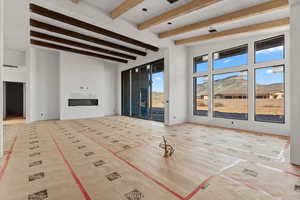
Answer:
(122, 59, 164, 122)
(3, 82, 25, 120)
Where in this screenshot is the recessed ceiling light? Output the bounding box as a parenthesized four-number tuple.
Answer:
(208, 27, 217, 33)
(166, 0, 179, 4)
(142, 8, 148, 12)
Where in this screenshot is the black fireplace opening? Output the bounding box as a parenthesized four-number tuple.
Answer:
(68, 99, 99, 106)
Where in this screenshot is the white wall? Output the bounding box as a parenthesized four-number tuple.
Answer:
(188, 31, 290, 136)
(4, 48, 25, 66)
(60, 52, 118, 120)
(2, 48, 27, 83)
(29, 47, 60, 121)
(0, 0, 4, 158)
(290, 0, 300, 165)
(168, 46, 188, 125)
(103, 62, 118, 116)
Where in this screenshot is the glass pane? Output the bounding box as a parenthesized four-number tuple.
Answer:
(151, 60, 164, 122)
(213, 71, 248, 120)
(213, 45, 248, 70)
(255, 35, 284, 63)
(121, 70, 130, 116)
(255, 66, 285, 123)
(194, 55, 208, 73)
(131, 66, 150, 119)
(194, 76, 208, 116)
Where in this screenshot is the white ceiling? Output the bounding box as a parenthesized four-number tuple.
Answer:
(82, 0, 290, 41)
(4, 0, 290, 54)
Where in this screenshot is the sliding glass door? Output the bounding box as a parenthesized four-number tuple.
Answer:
(121, 59, 164, 122)
(121, 70, 130, 116)
(131, 65, 150, 119)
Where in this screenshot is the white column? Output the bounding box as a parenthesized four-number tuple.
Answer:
(290, 0, 300, 165)
(0, 0, 4, 158)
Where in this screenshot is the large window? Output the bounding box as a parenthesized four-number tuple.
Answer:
(255, 66, 285, 123)
(213, 45, 248, 70)
(255, 35, 284, 63)
(213, 71, 248, 120)
(192, 34, 286, 125)
(194, 76, 208, 116)
(212, 45, 249, 120)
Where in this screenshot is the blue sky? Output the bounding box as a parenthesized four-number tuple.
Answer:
(214, 54, 248, 70)
(152, 72, 164, 92)
(196, 76, 208, 85)
(256, 66, 283, 85)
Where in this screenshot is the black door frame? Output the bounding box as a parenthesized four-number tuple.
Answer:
(121, 59, 164, 122)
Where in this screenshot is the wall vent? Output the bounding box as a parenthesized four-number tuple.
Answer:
(208, 28, 217, 33)
(3, 64, 18, 68)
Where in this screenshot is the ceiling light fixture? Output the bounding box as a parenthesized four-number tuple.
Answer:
(166, 0, 179, 4)
(208, 27, 217, 33)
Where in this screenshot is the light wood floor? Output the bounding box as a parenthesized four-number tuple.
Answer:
(0, 116, 299, 200)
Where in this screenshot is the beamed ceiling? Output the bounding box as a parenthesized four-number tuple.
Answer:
(23, 0, 290, 63)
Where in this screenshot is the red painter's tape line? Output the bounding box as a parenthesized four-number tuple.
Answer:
(284, 139, 291, 150)
(50, 134, 92, 200)
(285, 171, 300, 178)
(0, 136, 17, 181)
(82, 133, 185, 200)
(114, 153, 185, 200)
(184, 175, 214, 200)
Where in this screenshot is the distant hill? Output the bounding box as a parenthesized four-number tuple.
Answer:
(196, 75, 283, 96)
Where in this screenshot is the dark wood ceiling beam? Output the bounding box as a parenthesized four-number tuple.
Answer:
(30, 3, 159, 52)
(30, 31, 136, 60)
(30, 19, 146, 56)
(31, 39, 128, 63)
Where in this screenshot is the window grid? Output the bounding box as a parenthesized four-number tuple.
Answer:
(192, 34, 287, 124)
(194, 76, 209, 116)
(254, 65, 285, 124)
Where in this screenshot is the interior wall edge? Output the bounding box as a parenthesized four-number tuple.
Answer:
(0, 0, 4, 158)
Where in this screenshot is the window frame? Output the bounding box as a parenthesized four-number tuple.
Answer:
(212, 70, 249, 120)
(212, 44, 249, 71)
(254, 65, 286, 124)
(194, 54, 209, 73)
(254, 35, 285, 64)
(191, 33, 288, 128)
(193, 76, 209, 116)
